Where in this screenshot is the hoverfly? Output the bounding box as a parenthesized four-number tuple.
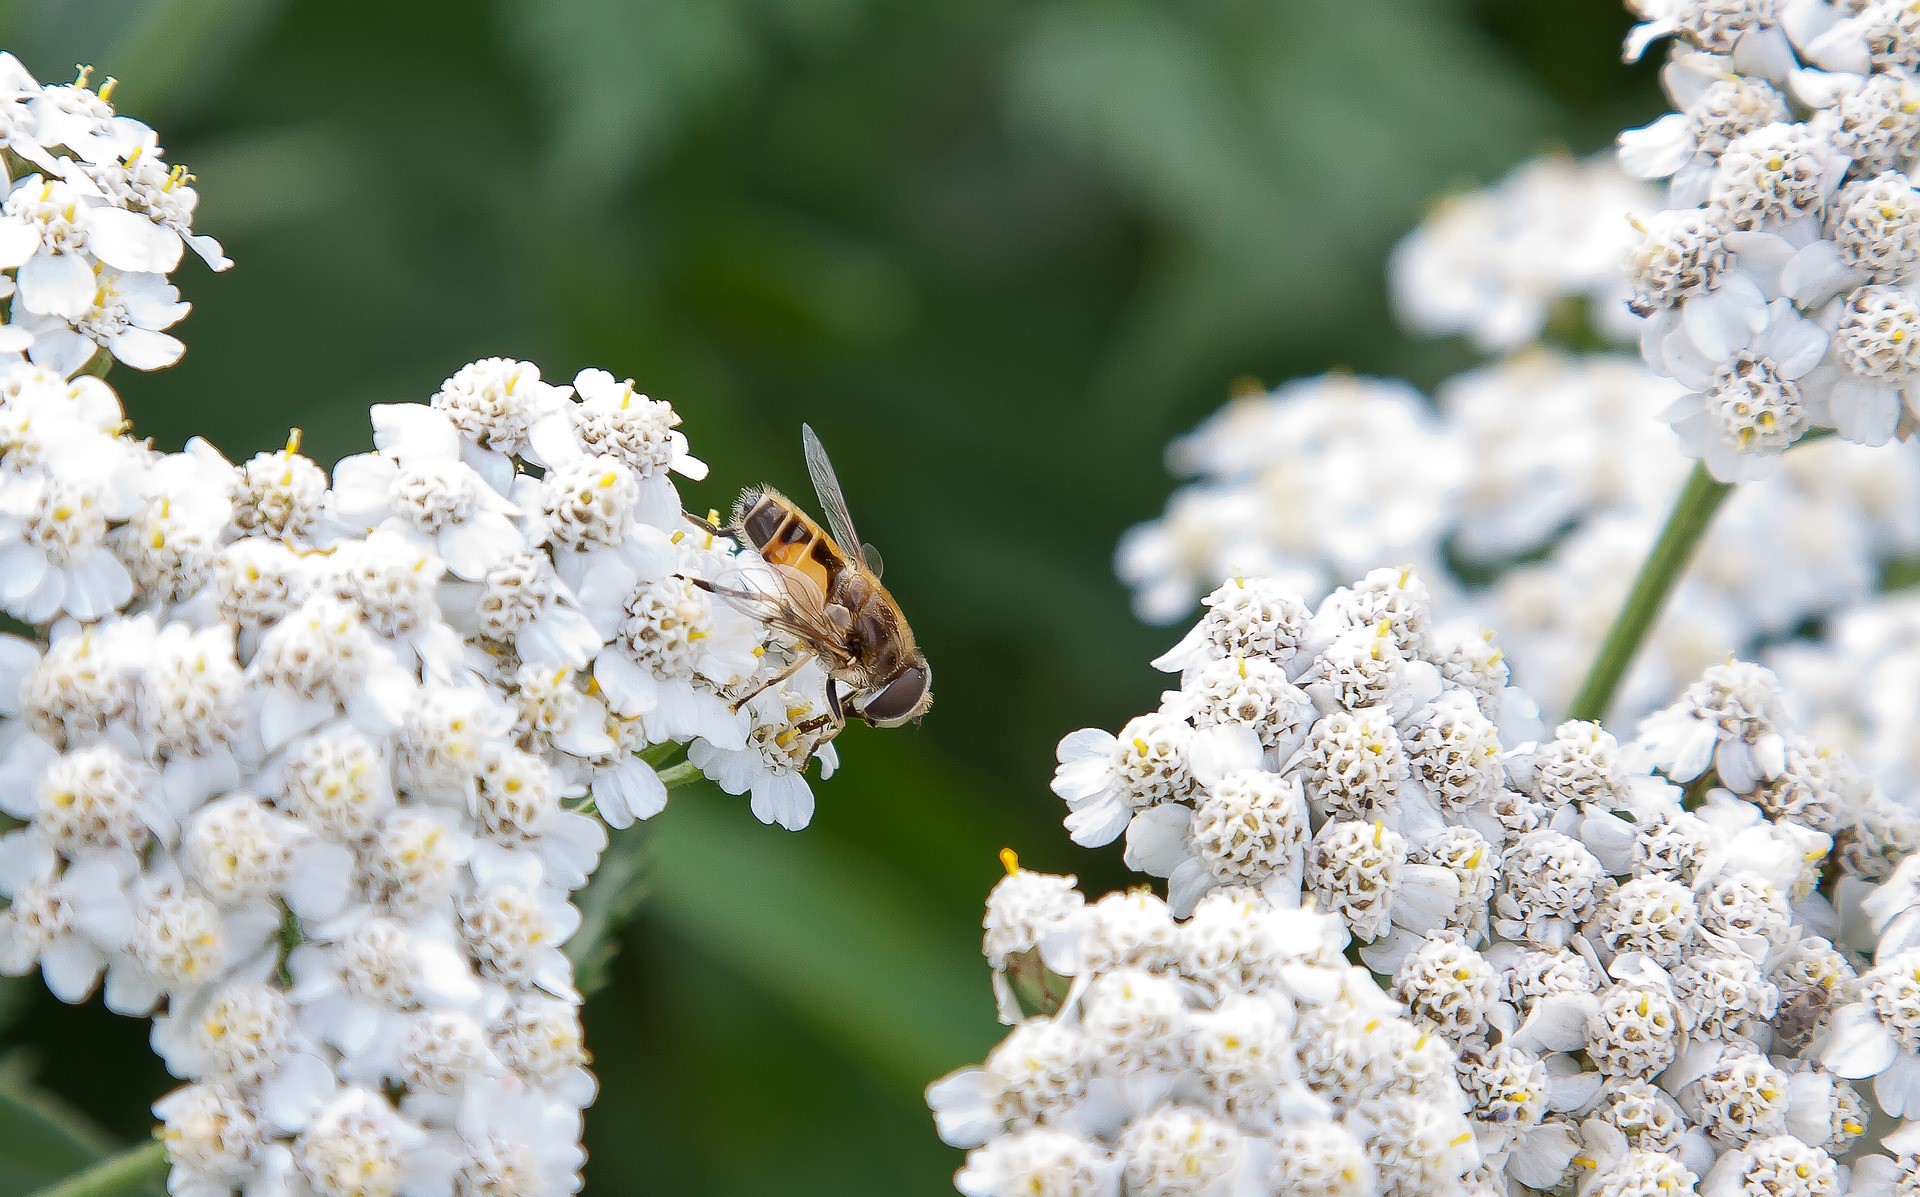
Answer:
(690, 425, 931, 735)
(1773, 983, 1834, 1043)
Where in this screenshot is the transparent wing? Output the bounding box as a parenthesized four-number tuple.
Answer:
(801, 423, 864, 566)
(861, 542, 884, 581)
(696, 561, 852, 666)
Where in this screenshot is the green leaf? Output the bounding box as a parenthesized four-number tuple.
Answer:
(3, 0, 288, 121)
(0, 1056, 162, 1196)
(568, 825, 656, 998)
(1004, 0, 1559, 411)
(644, 785, 999, 1094)
(496, 0, 761, 196)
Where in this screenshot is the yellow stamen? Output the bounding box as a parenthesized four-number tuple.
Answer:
(98, 76, 118, 103)
(284, 427, 304, 455)
(999, 848, 1020, 875)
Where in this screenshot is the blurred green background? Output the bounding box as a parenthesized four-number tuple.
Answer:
(0, 1, 1660, 1192)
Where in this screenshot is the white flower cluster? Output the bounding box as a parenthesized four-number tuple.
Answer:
(1114, 377, 1465, 624)
(1771, 587, 1920, 808)
(929, 870, 1483, 1197)
(1616, 0, 1920, 479)
(1055, 568, 1539, 935)
(1485, 431, 1920, 719)
(1116, 348, 1920, 722)
(1004, 569, 1920, 1196)
(0, 56, 228, 375)
(0, 352, 848, 1195)
(1440, 350, 1689, 567)
(1390, 153, 1655, 352)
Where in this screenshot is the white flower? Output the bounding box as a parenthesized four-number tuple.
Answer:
(1621, 55, 1791, 202)
(1699, 1135, 1838, 1197)
(1053, 711, 1197, 849)
(1391, 154, 1653, 351)
(71, 146, 231, 273)
(15, 266, 188, 374)
(429, 357, 564, 472)
(1623, 0, 1803, 75)
(155, 1083, 276, 1197)
(953, 1128, 1119, 1197)
(292, 1087, 443, 1197)
(1822, 950, 1920, 1116)
(455, 877, 582, 996)
(0, 842, 129, 1001)
(1660, 300, 1830, 480)
(440, 548, 603, 670)
(1636, 659, 1791, 790)
(286, 912, 481, 1081)
(330, 403, 524, 580)
(1118, 377, 1464, 624)
(530, 368, 707, 484)
(687, 674, 838, 831)
(1586, 978, 1683, 1079)
(927, 1019, 1092, 1148)
(1116, 1106, 1261, 1197)
(0, 176, 117, 319)
(0, 446, 143, 621)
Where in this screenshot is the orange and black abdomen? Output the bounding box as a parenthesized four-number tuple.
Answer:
(734, 487, 846, 599)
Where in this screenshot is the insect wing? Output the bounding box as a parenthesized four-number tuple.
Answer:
(801, 423, 865, 566)
(702, 558, 853, 666)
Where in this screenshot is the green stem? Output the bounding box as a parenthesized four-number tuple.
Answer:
(25, 1140, 166, 1197)
(1566, 462, 1732, 723)
(655, 759, 702, 788)
(75, 347, 112, 380)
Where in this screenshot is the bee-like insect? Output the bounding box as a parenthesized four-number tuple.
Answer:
(692, 425, 931, 735)
(1773, 983, 1834, 1043)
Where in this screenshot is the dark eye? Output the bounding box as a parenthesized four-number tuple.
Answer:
(860, 662, 930, 727)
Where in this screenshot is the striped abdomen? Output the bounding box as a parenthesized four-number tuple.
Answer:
(733, 487, 848, 600)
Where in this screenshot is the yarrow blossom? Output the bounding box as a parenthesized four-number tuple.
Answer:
(0, 57, 228, 374)
(931, 4, 1920, 1193)
(1616, 3, 1920, 478)
(1119, 314, 1920, 724)
(931, 567, 1920, 1195)
(0, 67, 858, 1193)
(1391, 153, 1656, 352)
(1114, 377, 1466, 623)
(931, 869, 1481, 1197)
(0, 345, 855, 1192)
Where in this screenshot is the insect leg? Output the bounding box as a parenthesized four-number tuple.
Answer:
(682, 510, 730, 537)
(792, 712, 844, 739)
(728, 652, 815, 713)
(689, 576, 765, 602)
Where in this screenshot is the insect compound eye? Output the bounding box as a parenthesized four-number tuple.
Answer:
(859, 661, 930, 727)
